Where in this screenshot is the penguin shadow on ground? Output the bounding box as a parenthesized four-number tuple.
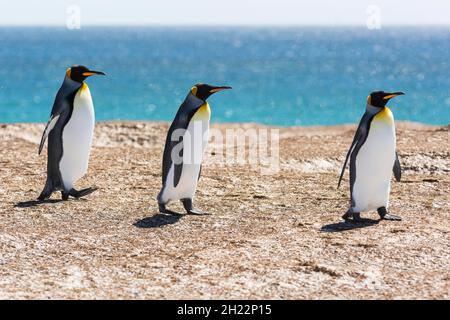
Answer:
(14, 198, 87, 208)
(133, 213, 183, 228)
(321, 218, 380, 233)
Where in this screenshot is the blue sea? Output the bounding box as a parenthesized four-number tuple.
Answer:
(0, 26, 449, 126)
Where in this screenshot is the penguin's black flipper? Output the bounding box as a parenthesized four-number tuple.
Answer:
(69, 187, 98, 199)
(39, 77, 82, 155)
(181, 198, 209, 215)
(338, 123, 362, 188)
(338, 112, 373, 189)
(39, 115, 61, 155)
(393, 152, 401, 182)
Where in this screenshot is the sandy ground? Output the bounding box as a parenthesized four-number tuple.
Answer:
(0, 121, 448, 299)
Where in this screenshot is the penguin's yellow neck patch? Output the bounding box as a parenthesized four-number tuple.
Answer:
(192, 102, 211, 121)
(374, 106, 394, 125)
(80, 82, 89, 93)
(75, 83, 91, 106)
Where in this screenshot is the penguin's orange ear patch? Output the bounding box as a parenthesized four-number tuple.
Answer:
(191, 86, 198, 97)
(367, 95, 372, 105)
(66, 68, 72, 79)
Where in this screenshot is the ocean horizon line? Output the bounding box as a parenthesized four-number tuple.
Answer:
(1, 24, 450, 29)
(0, 119, 444, 128)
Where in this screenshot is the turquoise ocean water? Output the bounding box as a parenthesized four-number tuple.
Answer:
(0, 26, 449, 126)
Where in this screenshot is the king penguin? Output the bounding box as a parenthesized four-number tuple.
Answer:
(338, 91, 404, 222)
(38, 65, 105, 201)
(157, 84, 232, 215)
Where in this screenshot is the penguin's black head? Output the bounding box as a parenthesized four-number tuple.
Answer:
(368, 91, 405, 108)
(66, 65, 106, 83)
(191, 83, 232, 101)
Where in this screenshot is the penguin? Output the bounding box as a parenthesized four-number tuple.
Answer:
(38, 65, 105, 201)
(157, 84, 232, 215)
(338, 91, 404, 222)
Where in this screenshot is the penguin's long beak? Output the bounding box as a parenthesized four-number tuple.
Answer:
(82, 70, 106, 77)
(209, 86, 232, 94)
(383, 92, 405, 100)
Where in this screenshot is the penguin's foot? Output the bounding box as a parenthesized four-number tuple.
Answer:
(341, 210, 352, 221)
(187, 208, 209, 215)
(69, 187, 98, 199)
(61, 191, 69, 201)
(382, 213, 402, 221)
(352, 212, 363, 222)
(181, 199, 209, 215)
(37, 192, 50, 201)
(158, 203, 182, 216)
(377, 207, 402, 221)
(342, 210, 362, 222)
(38, 186, 53, 201)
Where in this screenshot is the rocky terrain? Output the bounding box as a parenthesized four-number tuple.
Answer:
(0, 121, 448, 299)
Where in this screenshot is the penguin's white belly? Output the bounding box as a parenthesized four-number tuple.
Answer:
(60, 84, 95, 190)
(161, 109, 210, 203)
(352, 110, 396, 212)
